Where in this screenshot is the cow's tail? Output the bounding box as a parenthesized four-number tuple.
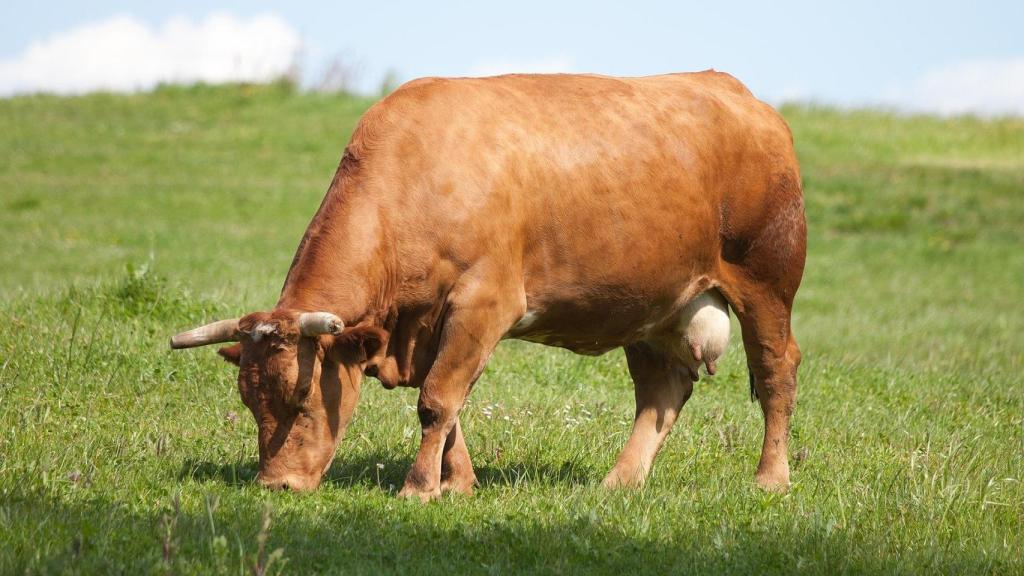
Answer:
(748, 366, 758, 402)
(721, 297, 758, 403)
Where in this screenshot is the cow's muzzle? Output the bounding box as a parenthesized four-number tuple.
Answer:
(256, 472, 320, 492)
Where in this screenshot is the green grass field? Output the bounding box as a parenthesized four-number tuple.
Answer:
(1, 83, 1022, 574)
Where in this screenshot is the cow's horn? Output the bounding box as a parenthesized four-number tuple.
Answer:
(170, 318, 240, 349)
(298, 312, 345, 336)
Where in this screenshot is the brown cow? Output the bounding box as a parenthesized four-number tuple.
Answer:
(171, 71, 806, 501)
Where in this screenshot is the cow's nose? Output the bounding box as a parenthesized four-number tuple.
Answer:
(256, 474, 287, 491)
(257, 473, 317, 492)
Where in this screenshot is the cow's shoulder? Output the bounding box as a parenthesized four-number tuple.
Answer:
(381, 76, 465, 109)
(347, 77, 453, 152)
(392, 76, 452, 95)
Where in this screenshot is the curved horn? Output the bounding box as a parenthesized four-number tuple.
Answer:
(298, 312, 345, 336)
(170, 318, 240, 349)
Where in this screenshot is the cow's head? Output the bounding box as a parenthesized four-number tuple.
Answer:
(170, 310, 385, 491)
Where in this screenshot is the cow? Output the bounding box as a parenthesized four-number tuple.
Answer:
(170, 71, 806, 501)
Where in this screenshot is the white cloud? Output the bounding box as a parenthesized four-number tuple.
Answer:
(886, 57, 1024, 116)
(0, 13, 302, 96)
(469, 54, 575, 77)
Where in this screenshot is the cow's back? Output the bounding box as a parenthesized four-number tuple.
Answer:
(340, 72, 800, 348)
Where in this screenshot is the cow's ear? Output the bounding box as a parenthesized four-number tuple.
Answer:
(217, 343, 242, 366)
(328, 327, 400, 386)
(330, 326, 387, 363)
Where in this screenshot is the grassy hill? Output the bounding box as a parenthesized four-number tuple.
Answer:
(1, 83, 1021, 574)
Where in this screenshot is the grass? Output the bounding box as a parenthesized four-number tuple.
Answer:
(0, 84, 1022, 575)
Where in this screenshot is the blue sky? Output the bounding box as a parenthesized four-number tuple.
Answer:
(2, 1, 1023, 113)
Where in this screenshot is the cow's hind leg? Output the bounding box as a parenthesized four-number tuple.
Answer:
(603, 343, 693, 488)
(729, 293, 801, 491)
(718, 167, 806, 491)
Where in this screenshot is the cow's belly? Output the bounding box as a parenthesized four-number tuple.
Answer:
(505, 284, 731, 377)
(505, 308, 626, 356)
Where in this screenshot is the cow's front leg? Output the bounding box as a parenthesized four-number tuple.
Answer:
(603, 343, 693, 488)
(439, 419, 476, 495)
(398, 301, 514, 502)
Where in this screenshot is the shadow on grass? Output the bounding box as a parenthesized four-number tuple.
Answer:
(179, 458, 259, 487)
(2, 488, 1011, 575)
(179, 451, 595, 492)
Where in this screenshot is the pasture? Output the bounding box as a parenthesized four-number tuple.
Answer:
(0, 83, 1021, 574)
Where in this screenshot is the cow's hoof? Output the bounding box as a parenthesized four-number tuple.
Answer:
(601, 470, 643, 489)
(440, 475, 477, 496)
(397, 484, 441, 503)
(755, 469, 791, 493)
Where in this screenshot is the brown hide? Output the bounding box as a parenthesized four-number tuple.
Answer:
(279, 71, 803, 382)
(177, 71, 806, 495)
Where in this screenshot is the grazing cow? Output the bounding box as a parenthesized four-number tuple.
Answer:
(171, 71, 806, 501)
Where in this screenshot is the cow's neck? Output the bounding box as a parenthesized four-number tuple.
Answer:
(276, 170, 395, 324)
